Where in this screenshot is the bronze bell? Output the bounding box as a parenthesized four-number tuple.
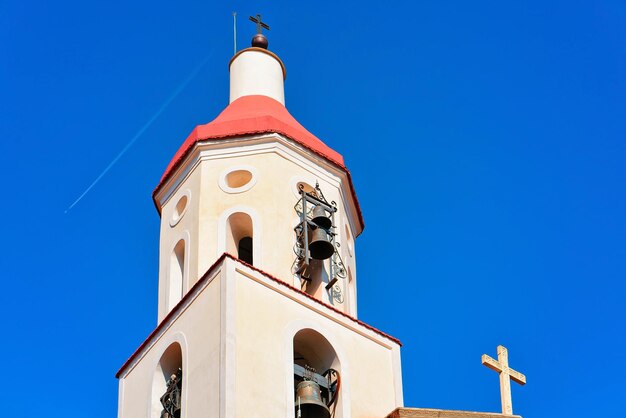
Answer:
(308, 227, 334, 260)
(295, 380, 331, 418)
(310, 205, 332, 230)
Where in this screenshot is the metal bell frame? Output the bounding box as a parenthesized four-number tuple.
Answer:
(292, 182, 347, 297)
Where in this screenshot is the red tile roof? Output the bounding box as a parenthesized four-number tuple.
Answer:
(116, 253, 401, 378)
(151, 95, 364, 231)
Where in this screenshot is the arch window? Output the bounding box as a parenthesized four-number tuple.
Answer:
(168, 240, 185, 311)
(293, 329, 342, 418)
(152, 343, 183, 418)
(226, 212, 254, 265)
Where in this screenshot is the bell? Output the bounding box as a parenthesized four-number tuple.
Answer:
(295, 380, 331, 418)
(310, 205, 332, 230)
(308, 227, 334, 260)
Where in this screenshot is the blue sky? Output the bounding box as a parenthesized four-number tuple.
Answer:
(1, 1, 625, 416)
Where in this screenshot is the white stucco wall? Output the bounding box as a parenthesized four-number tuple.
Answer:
(118, 258, 402, 418)
(118, 271, 222, 418)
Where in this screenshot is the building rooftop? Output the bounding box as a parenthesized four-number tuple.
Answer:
(158, 94, 345, 188)
(386, 408, 521, 418)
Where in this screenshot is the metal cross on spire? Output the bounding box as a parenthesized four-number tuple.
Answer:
(249, 14, 270, 34)
(482, 345, 526, 416)
(248, 14, 270, 49)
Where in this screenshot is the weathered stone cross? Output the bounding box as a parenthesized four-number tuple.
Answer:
(481, 345, 526, 415)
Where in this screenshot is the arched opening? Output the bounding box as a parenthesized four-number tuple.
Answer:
(226, 212, 254, 265)
(168, 240, 185, 311)
(151, 342, 183, 418)
(293, 329, 342, 418)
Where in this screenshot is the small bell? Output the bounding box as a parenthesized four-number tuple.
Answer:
(310, 205, 332, 230)
(295, 380, 331, 418)
(308, 227, 334, 260)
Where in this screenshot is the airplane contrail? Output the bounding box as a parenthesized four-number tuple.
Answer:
(65, 54, 211, 214)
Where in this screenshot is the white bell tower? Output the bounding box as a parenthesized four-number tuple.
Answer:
(116, 19, 403, 418)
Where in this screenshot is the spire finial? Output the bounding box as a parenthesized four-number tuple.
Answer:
(249, 14, 270, 49)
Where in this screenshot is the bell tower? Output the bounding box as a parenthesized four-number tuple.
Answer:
(116, 19, 403, 418)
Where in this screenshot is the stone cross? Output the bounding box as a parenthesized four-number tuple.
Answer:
(481, 345, 526, 415)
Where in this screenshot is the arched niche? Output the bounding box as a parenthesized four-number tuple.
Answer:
(293, 328, 342, 418)
(225, 212, 254, 265)
(168, 239, 185, 311)
(151, 342, 183, 418)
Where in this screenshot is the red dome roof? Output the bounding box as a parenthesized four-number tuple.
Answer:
(158, 95, 345, 185)
(153, 94, 363, 230)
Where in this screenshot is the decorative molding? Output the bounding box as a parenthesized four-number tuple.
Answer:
(220, 258, 237, 418)
(154, 133, 363, 237)
(391, 342, 404, 407)
(117, 375, 125, 418)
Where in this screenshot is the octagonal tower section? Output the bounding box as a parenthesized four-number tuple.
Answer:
(152, 47, 364, 323)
